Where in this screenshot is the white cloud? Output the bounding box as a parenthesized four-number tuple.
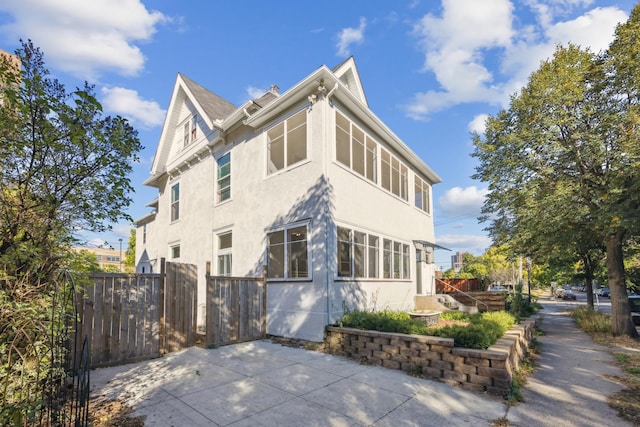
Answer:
(436, 233, 492, 254)
(405, 0, 628, 120)
(336, 17, 367, 57)
(0, 0, 169, 79)
(101, 87, 165, 128)
(468, 114, 489, 135)
(438, 186, 488, 217)
(246, 85, 267, 100)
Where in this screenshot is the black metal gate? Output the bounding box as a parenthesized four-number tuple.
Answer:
(0, 271, 90, 426)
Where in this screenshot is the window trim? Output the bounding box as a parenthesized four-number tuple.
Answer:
(216, 152, 231, 204)
(170, 182, 180, 222)
(335, 111, 378, 184)
(414, 175, 431, 214)
(216, 230, 232, 276)
(170, 244, 181, 259)
(266, 109, 309, 176)
(266, 221, 311, 281)
(338, 225, 410, 281)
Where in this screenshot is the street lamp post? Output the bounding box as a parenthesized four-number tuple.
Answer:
(526, 257, 532, 302)
(119, 238, 123, 272)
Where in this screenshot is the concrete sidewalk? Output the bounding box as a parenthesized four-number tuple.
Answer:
(90, 299, 634, 426)
(507, 298, 633, 427)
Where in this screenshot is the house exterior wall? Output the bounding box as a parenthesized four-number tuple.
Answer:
(136, 69, 440, 342)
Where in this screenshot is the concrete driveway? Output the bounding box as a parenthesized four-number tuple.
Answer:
(91, 341, 507, 426)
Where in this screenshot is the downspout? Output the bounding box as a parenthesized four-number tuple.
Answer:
(326, 82, 338, 100)
(324, 84, 337, 327)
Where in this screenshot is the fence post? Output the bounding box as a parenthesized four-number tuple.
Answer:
(262, 266, 267, 337)
(159, 257, 166, 354)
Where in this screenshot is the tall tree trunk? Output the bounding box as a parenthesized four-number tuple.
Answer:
(606, 231, 639, 337)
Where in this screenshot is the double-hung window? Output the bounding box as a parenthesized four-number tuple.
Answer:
(267, 224, 309, 279)
(267, 110, 307, 174)
(217, 153, 231, 203)
(217, 232, 232, 276)
(170, 183, 180, 221)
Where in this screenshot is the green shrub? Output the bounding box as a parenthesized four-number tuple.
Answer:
(571, 306, 612, 333)
(336, 309, 517, 349)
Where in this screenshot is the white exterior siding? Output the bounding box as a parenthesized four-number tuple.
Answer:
(135, 61, 442, 342)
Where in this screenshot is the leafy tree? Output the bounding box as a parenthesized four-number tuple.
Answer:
(472, 6, 640, 337)
(125, 228, 136, 268)
(0, 40, 142, 287)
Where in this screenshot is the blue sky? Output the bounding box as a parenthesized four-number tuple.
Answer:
(0, 0, 634, 271)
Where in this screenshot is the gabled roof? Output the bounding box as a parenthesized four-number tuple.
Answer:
(332, 57, 368, 106)
(180, 73, 237, 121)
(145, 57, 441, 188)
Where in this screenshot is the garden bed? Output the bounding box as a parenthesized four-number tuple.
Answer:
(324, 318, 536, 395)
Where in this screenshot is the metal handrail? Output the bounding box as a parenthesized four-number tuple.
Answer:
(435, 278, 489, 311)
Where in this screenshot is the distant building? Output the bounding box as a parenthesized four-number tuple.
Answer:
(451, 251, 466, 272)
(72, 246, 130, 272)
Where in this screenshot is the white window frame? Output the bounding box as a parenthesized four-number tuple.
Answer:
(217, 152, 231, 203)
(171, 244, 181, 259)
(266, 110, 308, 175)
(414, 175, 431, 214)
(217, 231, 232, 276)
(266, 221, 311, 281)
(335, 111, 378, 184)
(170, 182, 180, 222)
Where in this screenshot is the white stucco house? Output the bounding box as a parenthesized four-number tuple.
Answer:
(135, 57, 443, 341)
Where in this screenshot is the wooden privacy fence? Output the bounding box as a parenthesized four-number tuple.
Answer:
(206, 269, 267, 348)
(79, 273, 162, 367)
(79, 260, 197, 367)
(161, 261, 198, 354)
(437, 278, 480, 293)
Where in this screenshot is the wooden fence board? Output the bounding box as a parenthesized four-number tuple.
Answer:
(205, 275, 266, 348)
(81, 273, 164, 367)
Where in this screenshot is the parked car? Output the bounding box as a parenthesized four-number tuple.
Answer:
(489, 285, 507, 292)
(630, 296, 640, 326)
(562, 290, 577, 300)
(601, 288, 610, 297)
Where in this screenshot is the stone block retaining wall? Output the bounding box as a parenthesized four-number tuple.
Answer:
(325, 318, 536, 395)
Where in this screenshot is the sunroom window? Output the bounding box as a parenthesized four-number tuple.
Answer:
(335, 112, 377, 184)
(267, 110, 307, 174)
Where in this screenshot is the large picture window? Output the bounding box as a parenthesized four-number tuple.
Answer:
(335, 112, 377, 184)
(267, 224, 309, 279)
(267, 110, 307, 174)
(170, 183, 180, 221)
(217, 153, 231, 203)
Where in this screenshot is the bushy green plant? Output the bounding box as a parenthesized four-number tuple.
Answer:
(571, 306, 612, 333)
(340, 309, 429, 335)
(336, 309, 517, 349)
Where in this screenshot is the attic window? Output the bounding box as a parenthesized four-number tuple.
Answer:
(183, 114, 197, 147)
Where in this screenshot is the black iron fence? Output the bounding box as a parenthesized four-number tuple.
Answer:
(0, 271, 90, 426)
